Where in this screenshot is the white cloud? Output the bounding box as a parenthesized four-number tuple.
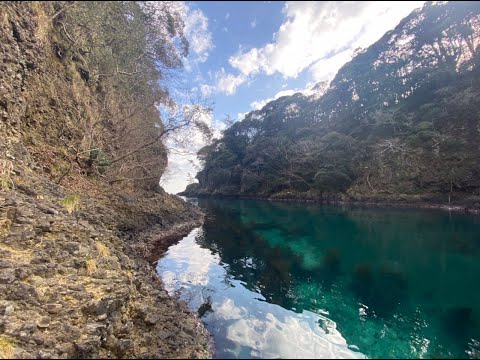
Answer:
(228, 1, 424, 81)
(250, 89, 298, 110)
(160, 104, 232, 194)
(225, 12, 230, 20)
(200, 84, 214, 97)
(229, 46, 273, 77)
(196, 69, 247, 97)
(251, 19, 257, 29)
(185, 8, 213, 63)
(308, 49, 353, 82)
(161, 152, 199, 194)
(250, 81, 331, 111)
(212, 120, 227, 138)
(161, 105, 216, 194)
(237, 112, 248, 121)
(215, 69, 246, 95)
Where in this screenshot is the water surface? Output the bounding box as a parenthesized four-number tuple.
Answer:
(157, 198, 480, 358)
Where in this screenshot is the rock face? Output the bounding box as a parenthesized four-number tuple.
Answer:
(0, 2, 210, 359)
(0, 178, 208, 359)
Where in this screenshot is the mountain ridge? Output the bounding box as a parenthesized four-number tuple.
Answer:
(181, 1, 480, 211)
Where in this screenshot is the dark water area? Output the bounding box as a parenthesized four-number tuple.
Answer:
(157, 198, 480, 358)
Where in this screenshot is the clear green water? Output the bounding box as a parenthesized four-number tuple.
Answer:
(157, 198, 480, 359)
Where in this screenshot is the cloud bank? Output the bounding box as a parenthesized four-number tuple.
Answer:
(210, 1, 423, 95)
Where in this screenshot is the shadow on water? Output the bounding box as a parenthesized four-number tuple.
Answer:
(350, 261, 408, 318)
(442, 305, 479, 356)
(313, 248, 343, 292)
(160, 198, 480, 359)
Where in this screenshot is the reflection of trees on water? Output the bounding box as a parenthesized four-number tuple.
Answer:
(350, 261, 408, 318)
(197, 199, 298, 309)
(195, 199, 480, 357)
(197, 199, 406, 317)
(197, 199, 416, 317)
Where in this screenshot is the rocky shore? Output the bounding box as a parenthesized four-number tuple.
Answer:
(0, 160, 211, 359)
(181, 191, 480, 215)
(0, 3, 212, 358)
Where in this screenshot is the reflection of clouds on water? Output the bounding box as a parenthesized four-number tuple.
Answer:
(159, 228, 224, 309)
(157, 228, 365, 359)
(221, 305, 364, 359)
(161, 228, 219, 287)
(216, 298, 247, 320)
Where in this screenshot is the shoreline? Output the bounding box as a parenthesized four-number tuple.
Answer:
(0, 171, 213, 358)
(181, 193, 480, 215)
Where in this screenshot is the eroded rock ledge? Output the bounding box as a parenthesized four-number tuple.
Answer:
(0, 163, 211, 359)
(0, 2, 212, 358)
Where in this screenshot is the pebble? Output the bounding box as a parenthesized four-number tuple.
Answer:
(144, 313, 161, 325)
(45, 303, 63, 314)
(37, 317, 50, 329)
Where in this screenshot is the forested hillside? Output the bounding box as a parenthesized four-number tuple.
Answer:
(183, 1, 480, 208)
(1, 1, 208, 193)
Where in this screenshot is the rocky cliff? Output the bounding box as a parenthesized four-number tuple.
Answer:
(1, 2, 210, 358)
(182, 2, 480, 212)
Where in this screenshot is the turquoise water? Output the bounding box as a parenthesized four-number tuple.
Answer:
(157, 198, 480, 358)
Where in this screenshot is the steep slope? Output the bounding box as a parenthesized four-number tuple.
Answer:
(183, 1, 480, 210)
(0, 2, 210, 358)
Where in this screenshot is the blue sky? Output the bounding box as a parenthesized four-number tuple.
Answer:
(162, 1, 425, 194)
(183, 1, 323, 122)
(188, 1, 300, 120)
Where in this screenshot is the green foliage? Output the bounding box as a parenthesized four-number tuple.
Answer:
(208, 168, 231, 187)
(58, 1, 188, 87)
(440, 137, 466, 153)
(415, 121, 433, 132)
(61, 195, 80, 214)
(240, 171, 263, 193)
(314, 166, 353, 193)
(89, 149, 111, 174)
(43, 1, 202, 190)
(181, 182, 200, 195)
(89, 149, 110, 165)
(184, 2, 480, 200)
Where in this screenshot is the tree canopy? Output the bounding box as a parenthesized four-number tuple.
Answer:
(183, 2, 480, 203)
